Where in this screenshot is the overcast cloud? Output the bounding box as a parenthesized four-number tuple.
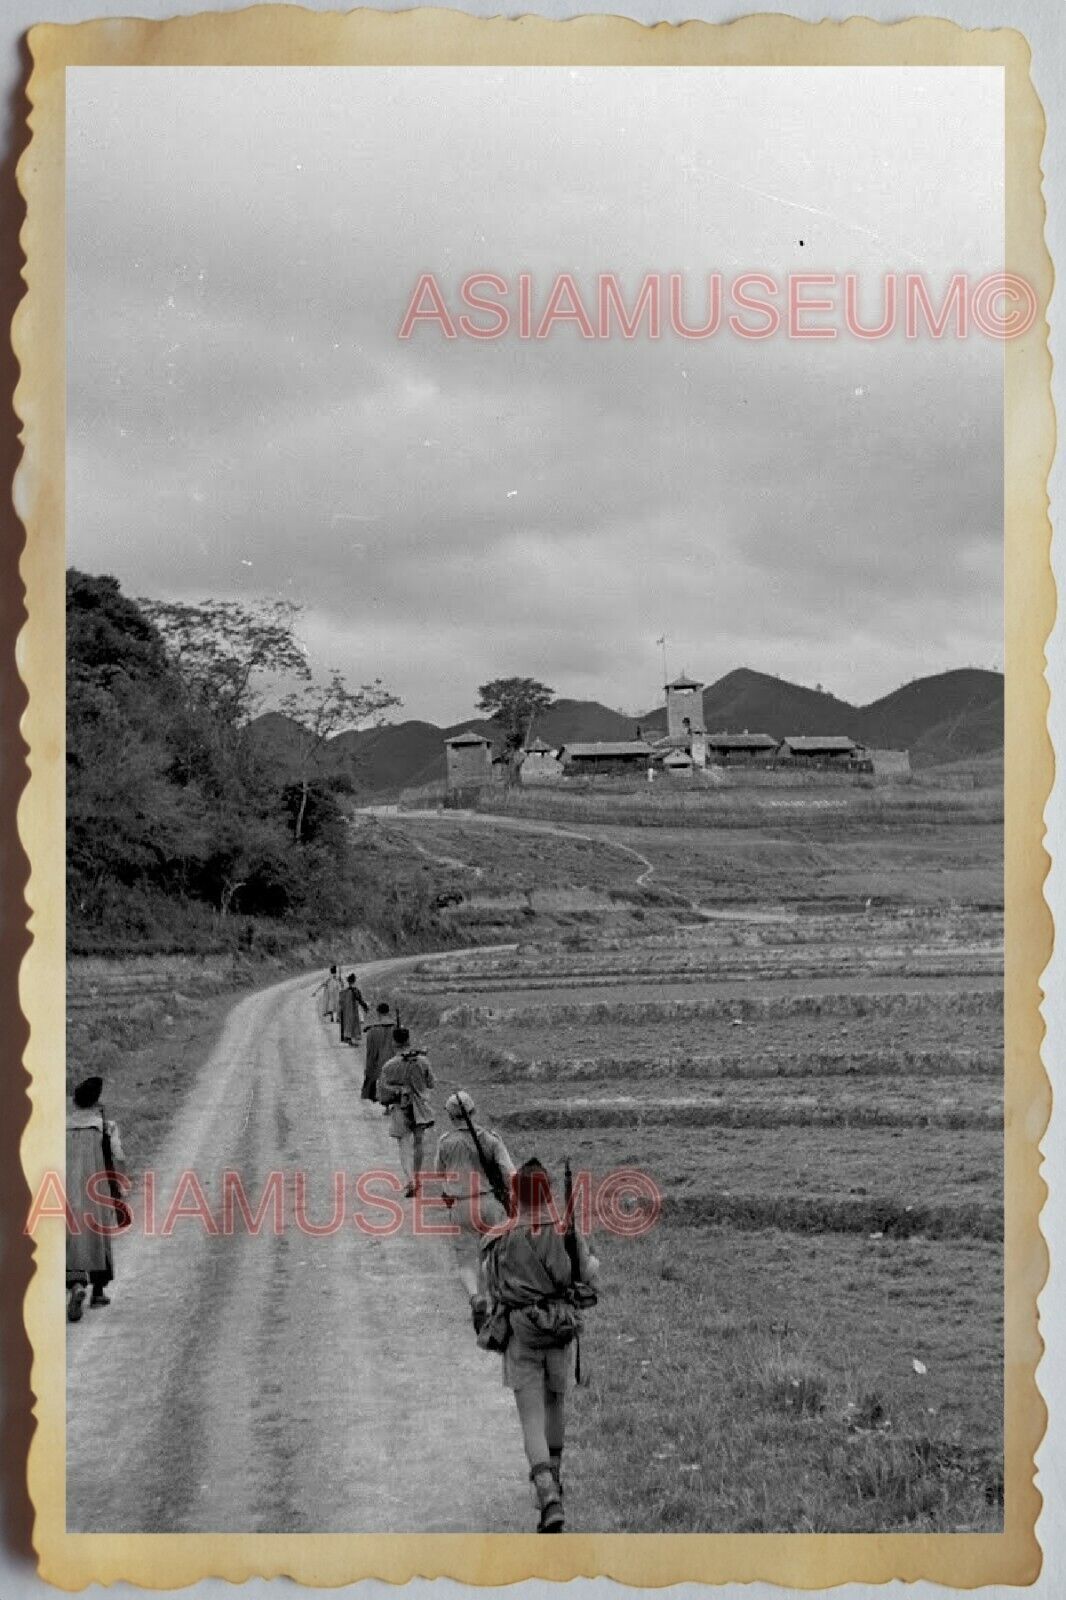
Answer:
(67, 67, 1004, 722)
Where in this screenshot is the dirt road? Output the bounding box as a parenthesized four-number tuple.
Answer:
(66, 956, 528, 1533)
(362, 803, 658, 887)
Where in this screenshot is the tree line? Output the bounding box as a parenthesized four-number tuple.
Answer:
(67, 569, 414, 955)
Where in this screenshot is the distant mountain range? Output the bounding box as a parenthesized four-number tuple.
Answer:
(247, 666, 1003, 797)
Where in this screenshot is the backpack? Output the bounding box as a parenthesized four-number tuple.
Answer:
(483, 1226, 584, 1350)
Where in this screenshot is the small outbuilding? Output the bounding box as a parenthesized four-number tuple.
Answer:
(662, 748, 695, 778)
(445, 730, 493, 791)
(519, 738, 563, 784)
(867, 748, 912, 778)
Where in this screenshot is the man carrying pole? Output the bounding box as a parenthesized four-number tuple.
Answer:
(434, 1088, 516, 1308)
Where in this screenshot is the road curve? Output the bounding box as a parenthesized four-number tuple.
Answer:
(66, 954, 529, 1533)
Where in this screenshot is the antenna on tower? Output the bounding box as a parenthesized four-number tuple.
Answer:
(656, 634, 669, 686)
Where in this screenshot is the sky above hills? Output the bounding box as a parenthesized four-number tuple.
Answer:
(67, 67, 1003, 724)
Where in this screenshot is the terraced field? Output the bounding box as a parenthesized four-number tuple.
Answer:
(385, 798, 1003, 1532)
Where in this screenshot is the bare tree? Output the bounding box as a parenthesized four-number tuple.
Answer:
(138, 596, 310, 733)
(278, 671, 401, 843)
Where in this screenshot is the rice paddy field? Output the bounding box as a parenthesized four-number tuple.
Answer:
(379, 787, 1004, 1532)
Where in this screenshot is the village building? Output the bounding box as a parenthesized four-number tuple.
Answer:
(776, 734, 866, 768)
(444, 730, 493, 792)
(558, 739, 652, 779)
(661, 747, 694, 778)
(705, 731, 778, 766)
(867, 747, 912, 778)
(518, 737, 562, 783)
(441, 687, 909, 795)
(663, 672, 707, 769)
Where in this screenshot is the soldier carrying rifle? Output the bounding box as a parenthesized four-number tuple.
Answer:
(477, 1157, 600, 1534)
(435, 1089, 516, 1309)
(377, 1026, 435, 1197)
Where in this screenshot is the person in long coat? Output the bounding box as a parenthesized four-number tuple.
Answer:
(361, 1002, 395, 1100)
(338, 973, 367, 1045)
(66, 1075, 127, 1322)
(312, 964, 342, 1022)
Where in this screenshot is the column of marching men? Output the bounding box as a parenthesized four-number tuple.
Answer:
(63, 959, 601, 1534)
(310, 960, 601, 1534)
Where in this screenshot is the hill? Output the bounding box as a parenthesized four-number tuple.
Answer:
(909, 697, 1004, 769)
(331, 719, 481, 793)
(245, 667, 1004, 797)
(854, 669, 1003, 752)
(640, 668, 862, 741)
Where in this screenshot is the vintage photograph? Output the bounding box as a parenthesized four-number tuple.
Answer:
(10, 14, 1046, 1574)
(57, 59, 1011, 1539)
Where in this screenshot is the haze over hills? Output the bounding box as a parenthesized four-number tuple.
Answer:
(246, 666, 1003, 797)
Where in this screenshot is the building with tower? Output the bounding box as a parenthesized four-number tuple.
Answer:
(658, 672, 707, 769)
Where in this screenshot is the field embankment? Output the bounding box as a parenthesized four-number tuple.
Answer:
(67, 935, 385, 1173)
(379, 795, 1003, 1532)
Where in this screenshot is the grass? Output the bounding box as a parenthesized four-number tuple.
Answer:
(66, 936, 383, 1173)
(475, 779, 1003, 833)
(560, 1224, 1002, 1532)
(377, 799, 1004, 1530)
(77, 786, 1003, 1532)
(417, 985, 1001, 1030)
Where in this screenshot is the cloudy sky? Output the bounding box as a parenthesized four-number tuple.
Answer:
(67, 67, 1003, 724)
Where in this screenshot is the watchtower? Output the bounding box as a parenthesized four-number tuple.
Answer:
(665, 672, 707, 769)
(445, 731, 492, 791)
(665, 672, 706, 738)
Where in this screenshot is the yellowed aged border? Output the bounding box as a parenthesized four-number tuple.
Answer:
(14, 6, 1053, 1590)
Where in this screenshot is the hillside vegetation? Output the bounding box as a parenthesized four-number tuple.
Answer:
(67, 571, 444, 955)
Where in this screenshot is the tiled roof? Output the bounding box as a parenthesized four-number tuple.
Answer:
(560, 741, 652, 758)
(445, 730, 491, 747)
(705, 731, 778, 750)
(781, 735, 858, 752)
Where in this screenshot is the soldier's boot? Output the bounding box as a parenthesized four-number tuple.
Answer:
(530, 1464, 565, 1533)
(67, 1285, 86, 1323)
(549, 1450, 564, 1499)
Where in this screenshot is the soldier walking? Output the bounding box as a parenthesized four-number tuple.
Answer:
(338, 972, 367, 1046)
(361, 1001, 395, 1100)
(480, 1158, 599, 1533)
(377, 1027, 435, 1196)
(435, 1089, 515, 1306)
(311, 963, 341, 1023)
